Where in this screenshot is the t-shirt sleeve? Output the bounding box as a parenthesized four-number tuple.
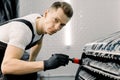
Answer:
(8, 22, 32, 50)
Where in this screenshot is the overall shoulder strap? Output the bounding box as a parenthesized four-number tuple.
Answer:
(27, 34, 44, 48)
(12, 19, 35, 50)
(0, 19, 41, 50)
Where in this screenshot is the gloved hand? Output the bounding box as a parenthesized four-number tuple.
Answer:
(44, 54, 69, 71)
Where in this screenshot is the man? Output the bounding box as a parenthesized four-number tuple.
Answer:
(0, 1, 73, 80)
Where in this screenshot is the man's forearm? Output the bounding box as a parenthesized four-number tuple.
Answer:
(1, 59, 44, 75)
(29, 46, 41, 61)
(29, 40, 42, 61)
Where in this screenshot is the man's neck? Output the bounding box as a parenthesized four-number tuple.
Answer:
(36, 17, 44, 35)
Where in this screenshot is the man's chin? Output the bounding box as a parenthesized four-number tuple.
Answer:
(47, 32, 53, 35)
(49, 33, 53, 35)
(47, 31, 56, 35)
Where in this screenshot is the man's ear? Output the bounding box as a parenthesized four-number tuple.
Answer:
(43, 9, 49, 18)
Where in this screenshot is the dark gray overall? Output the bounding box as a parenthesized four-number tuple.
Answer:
(0, 19, 44, 80)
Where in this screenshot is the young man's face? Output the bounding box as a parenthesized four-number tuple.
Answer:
(43, 8, 70, 35)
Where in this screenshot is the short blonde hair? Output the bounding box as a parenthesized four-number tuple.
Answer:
(50, 1, 73, 18)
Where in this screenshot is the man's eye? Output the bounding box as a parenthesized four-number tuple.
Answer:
(55, 18, 58, 23)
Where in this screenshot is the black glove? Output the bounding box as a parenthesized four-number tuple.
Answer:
(44, 54, 69, 71)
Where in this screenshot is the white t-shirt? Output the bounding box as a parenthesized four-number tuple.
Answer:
(0, 13, 42, 50)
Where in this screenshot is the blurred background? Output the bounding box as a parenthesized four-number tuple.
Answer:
(1, 0, 120, 80)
